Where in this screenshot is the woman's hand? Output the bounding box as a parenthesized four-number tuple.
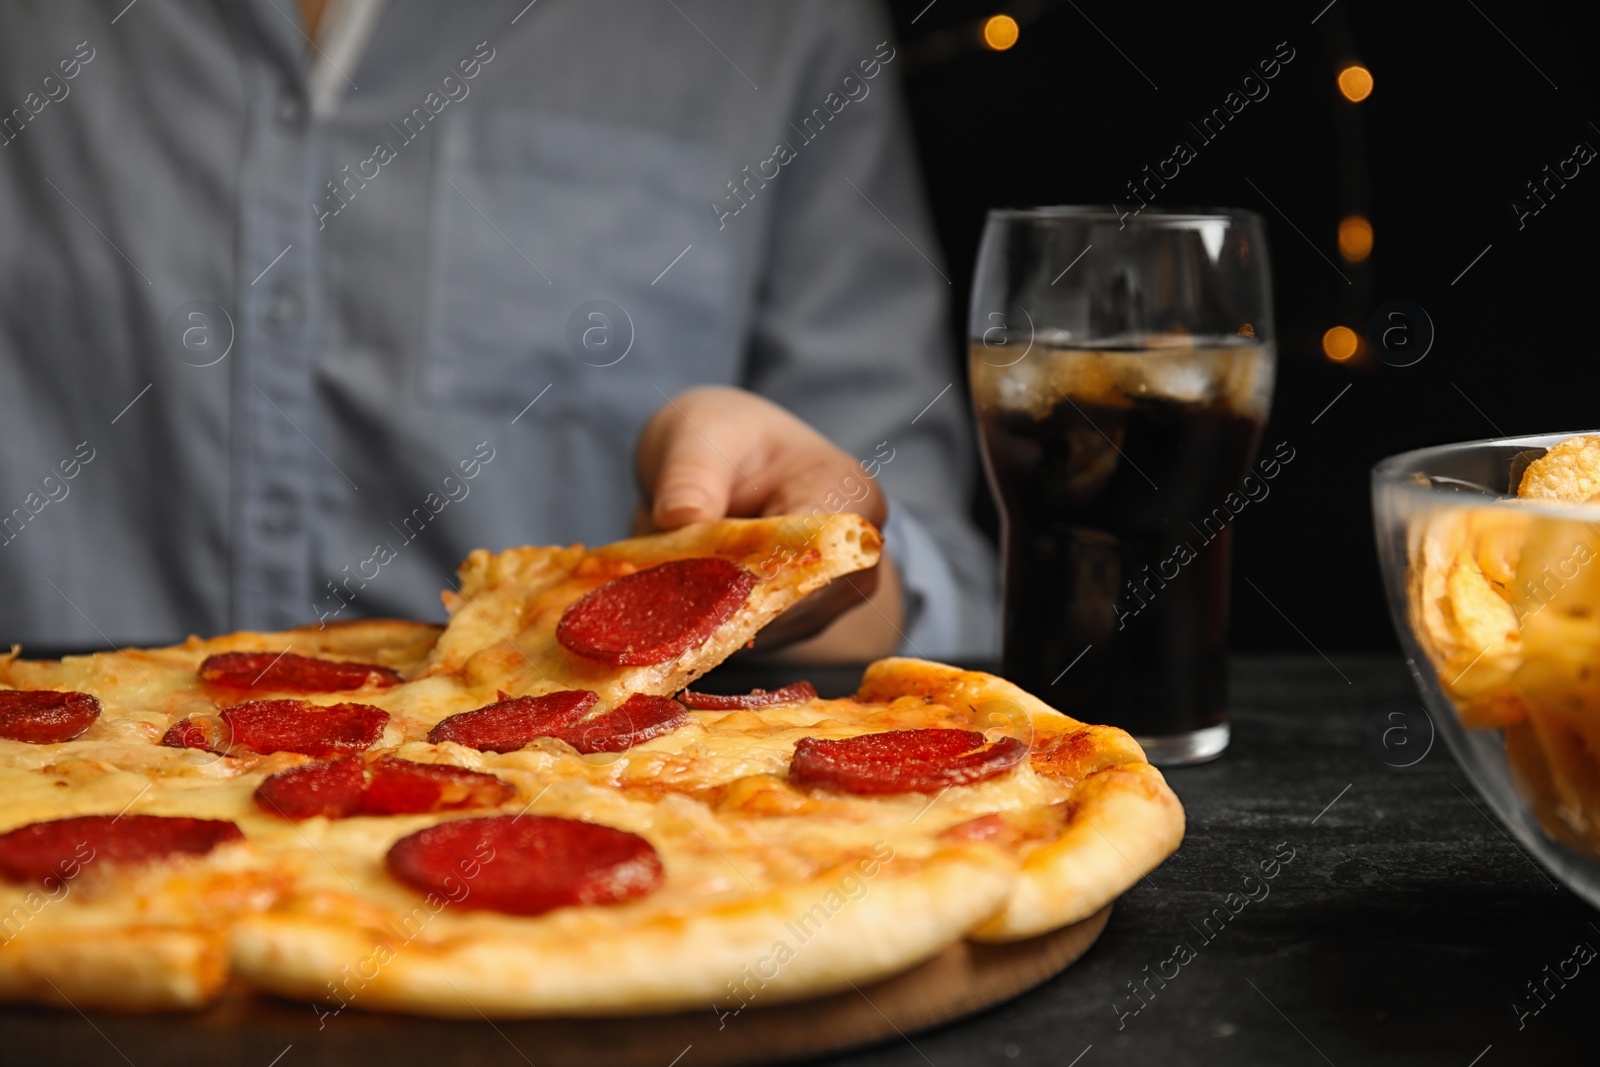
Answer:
(635, 386, 903, 661)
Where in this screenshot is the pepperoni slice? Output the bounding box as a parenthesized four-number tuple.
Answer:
(0, 814, 243, 885)
(678, 681, 817, 711)
(159, 717, 215, 751)
(0, 690, 102, 744)
(789, 728, 1029, 795)
(255, 756, 366, 820)
(198, 651, 403, 692)
(362, 755, 516, 815)
(555, 558, 758, 666)
(254, 755, 515, 820)
(560, 694, 689, 755)
(385, 815, 663, 916)
(162, 699, 389, 758)
(427, 691, 597, 754)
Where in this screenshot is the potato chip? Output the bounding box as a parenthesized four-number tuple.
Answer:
(1407, 508, 1474, 665)
(1466, 507, 1527, 587)
(1406, 508, 1521, 702)
(1517, 434, 1600, 501)
(1524, 707, 1600, 852)
(1444, 557, 1518, 652)
(1505, 719, 1563, 831)
(1454, 689, 1527, 730)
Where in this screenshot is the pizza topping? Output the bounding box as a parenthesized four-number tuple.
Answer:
(678, 681, 818, 710)
(555, 557, 759, 665)
(197, 651, 404, 692)
(789, 728, 1030, 795)
(426, 690, 686, 755)
(0, 814, 244, 885)
(255, 756, 366, 820)
(0, 689, 102, 744)
(362, 755, 517, 815)
(427, 690, 597, 753)
(162, 699, 389, 758)
(255, 755, 516, 820)
(385, 815, 663, 916)
(560, 694, 689, 754)
(158, 715, 222, 751)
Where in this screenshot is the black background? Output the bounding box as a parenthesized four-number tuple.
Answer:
(883, 0, 1599, 652)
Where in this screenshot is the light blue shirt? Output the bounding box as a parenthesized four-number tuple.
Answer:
(0, 0, 998, 658)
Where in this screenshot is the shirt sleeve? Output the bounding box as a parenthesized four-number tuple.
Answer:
(737, 0, 1000, 660)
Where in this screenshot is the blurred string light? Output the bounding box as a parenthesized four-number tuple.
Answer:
(904, 0, 1065, 70)
(1316, 4, 1374, 374)
(1338, 215, 1373, 262)
(1337, 64, 1374, 102)
(1322, 326, 1359, 362)
(982, 14, 1020, 51)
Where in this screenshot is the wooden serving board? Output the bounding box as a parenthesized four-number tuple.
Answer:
(0, 906, 1111, 1067)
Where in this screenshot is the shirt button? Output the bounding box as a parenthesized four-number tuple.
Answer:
(278, 94, 304, 125)
(257, 493, 299, 534)
(264, 285, 304, 333)
(258, 506, 293, 535)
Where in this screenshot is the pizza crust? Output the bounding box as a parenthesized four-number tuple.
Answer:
(855, 658, 1184, 940)
(0, 925, 228, 1011)
(229, 845, 1015, 1017)
(0, 847, 282, 1013)
(969, 764, 1181, 939)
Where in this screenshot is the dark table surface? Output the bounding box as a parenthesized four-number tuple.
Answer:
(3, 654, 1593, 1066)
(814, 654, 1595, 1067)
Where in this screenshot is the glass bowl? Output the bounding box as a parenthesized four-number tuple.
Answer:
(1374, 431, 1600, 909)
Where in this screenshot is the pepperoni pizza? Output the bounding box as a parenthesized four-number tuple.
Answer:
(0, 515, 1183, 1017)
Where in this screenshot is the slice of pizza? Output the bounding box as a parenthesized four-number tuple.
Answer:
(626, 656, 1183, 941)
(0, 811, 273, 1010)
(0, 620, 449, 1011)
(416, 514, 881, 707)
(847, 659, 1184, 939)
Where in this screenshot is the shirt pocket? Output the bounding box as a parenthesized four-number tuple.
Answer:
(419, 112, 735, 414)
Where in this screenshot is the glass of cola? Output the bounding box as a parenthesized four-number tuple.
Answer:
(969, 207, 1275, 764)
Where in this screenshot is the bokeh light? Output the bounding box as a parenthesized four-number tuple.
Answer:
(1338, 64, 1374, 102)
(1322, 326, 1359, 362)
(982, 15, 1020, 51)
(1338, 215, 1374, 262)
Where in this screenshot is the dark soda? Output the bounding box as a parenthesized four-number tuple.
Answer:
(971, 343, 1270, 742)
